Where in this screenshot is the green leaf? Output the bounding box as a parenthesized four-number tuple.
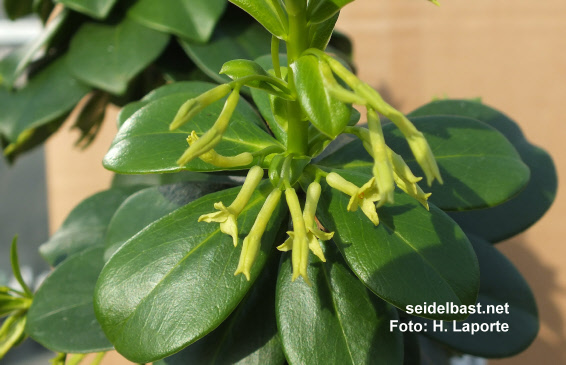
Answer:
(116, 81, 220, 128)
(221, 59, 269, 80)
(318, 115, 531, 211)
(72, 91, 109, 149)
(307, 0, 353, 24)
(316, 170, 479, 319)
(117, 101, 147, 128)
(156, 253, 285, 365)
(309, 12, 339, 50)
(292, 55, 351, 138)
(26, 247, 112, 353)
(67, 18, 170, 95)
(0, 56, 90, 144)
(39, 186, 143, 266)
(2, 114, 67, 163)
(179, 11, 274, 84)
(94, 182, 288, 363)
(111, 171, 239, 189)
(0, 9, 69, 89)
(103, 82, 280, 174)
(250, 54, 289, 144)
(54, 0, 117, 19)
(276, 244, 403, 365)
(220, 59, 290, 99)
(229, 0, 287, 38)
(414, 235, 538, 358)
(409, 100, 557, 242)
(104, 182, 232, 260)
(4, 0, 33, 20)
(128, 0, 227, 43)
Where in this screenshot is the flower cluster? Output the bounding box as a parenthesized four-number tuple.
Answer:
(169, 48, 442, 283)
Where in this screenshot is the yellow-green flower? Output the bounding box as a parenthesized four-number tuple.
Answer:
(185, 131, 253, 168)
(199, 165, 263, 246)
(277, 182, 334, 270)
(177, 87, 241, 167)
(326, 172, 381, 225)
(367, 108, 395, 206)
(234, 188, 282, 280)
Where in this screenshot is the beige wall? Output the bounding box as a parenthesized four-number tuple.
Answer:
(44, 0, 565, 363)
(337, 1, 566, 363)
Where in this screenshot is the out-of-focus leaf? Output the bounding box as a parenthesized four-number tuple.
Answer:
(26, 247, 112, 353)
(0, 56, 90, 145)
(4, 0, 33, 20)
(129, 0, 226, 43)
(179, 10, 274, 84)
(54, 0, 117, 19)
(72, 90, 109, 149)
(67, 18, 169, 95)
(0, 9, 69, 89)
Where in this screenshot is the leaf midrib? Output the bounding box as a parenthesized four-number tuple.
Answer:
(112, 193, 265, 341)
(321, 264, 355, 364)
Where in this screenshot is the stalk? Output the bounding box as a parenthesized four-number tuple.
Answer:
(284, 0, 309, 155)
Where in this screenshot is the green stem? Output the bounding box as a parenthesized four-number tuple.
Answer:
(271, 36, 282, 79)
(285, 0, 309, 155)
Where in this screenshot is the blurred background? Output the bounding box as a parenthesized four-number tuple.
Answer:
(0, 0, 564, 364)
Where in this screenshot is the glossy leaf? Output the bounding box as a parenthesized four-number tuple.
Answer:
(316, 170, 479, 319)
(309, 13, 339, 50)
(229, 0, 287, 38)
(317, 115, 531, 211)
(115, 81, 216, 128)
(4, 0, 33, 20)
(67, 18, 169, 95)
(0, 56, 90, 143)
(220, 59, 290, 99)
(179, 11, 274, 84)
(414, 235, 538, 358)
(277, 244, 403, 365)
(250, 54, 289, 144)
(292, 55, 351, 138)
(94, 182, 287, 363)
(104, 182, 231, 260)
(54, 0, 117, 19)
(0, 9, 69, 89)
(26, 247, 112, 353)
(409, 100, 557, 242)
(103, 82, 280, 174)
(307, 0, 353, 24)
(128, 0, 227, 43)
(221, 59, 269, 80)
(39, 186, 143, 266)
(111, 171, 240, 189)
(156, 253, 284, 365)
